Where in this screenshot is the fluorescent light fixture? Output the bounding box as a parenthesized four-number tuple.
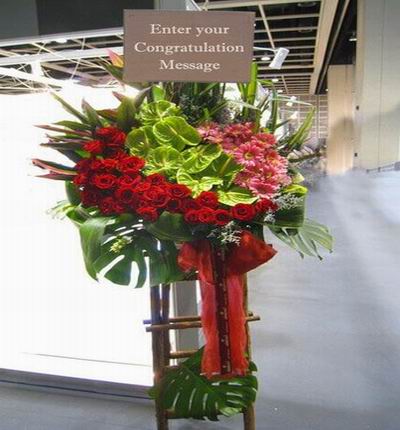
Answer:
(272, 78, 279, 83)
(55, 38, 68, 44)
(277, 89, 284, 94)
(261, 56, 271, 61)
(269, 48, 290, 69)
(349, 37, 357, 42)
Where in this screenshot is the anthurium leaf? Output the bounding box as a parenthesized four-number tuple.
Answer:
(152, 85, 166, 101)
(116, 96, 137, 132)
(153, 348, 258, 421)
(177, 170, 222, 197)
(79, 217, 115, 279)
(127, 126, 157, 158)
(201, 152, 242, 186)
(153, 116, 201, 151)
(146, 146, 182, 177)
(140, 100, 181, 126)
(217, 186, 257, 206)
(145, 212, 192, 242)
(182, 143, 222, 174)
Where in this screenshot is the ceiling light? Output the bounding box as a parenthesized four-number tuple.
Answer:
(269, 48, 289, 69)
(54, 38, 68, 44)
(272, 78, 279, 83)
(290, 112, 299, 120)
(261, 55, 271, 61)
(277, 89, 284, 94)
(349, 37, 357, 42)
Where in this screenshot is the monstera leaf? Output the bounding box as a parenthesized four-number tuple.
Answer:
(151, 348, 258, 421)
(145, 212, 192, 242)
(140, 100, 181, 125)
(146, 147, 182, 176)
(153, 116, 201, 151)
(127, 126, 158, 157)
(182, 143, 222, 174)
(268, 218, 333, 259)
(177, 170, 222, 197)
(217, 186, 257, 206)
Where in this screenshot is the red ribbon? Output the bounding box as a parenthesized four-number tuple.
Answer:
(178, 231, 277, 378)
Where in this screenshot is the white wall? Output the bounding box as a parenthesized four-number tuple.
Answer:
(355, 0, 400, 169)
(0, 87, 153, 385)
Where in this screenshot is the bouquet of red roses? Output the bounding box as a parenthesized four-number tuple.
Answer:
(33, 59, 332, 421)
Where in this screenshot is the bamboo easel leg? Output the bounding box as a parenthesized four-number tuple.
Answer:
(243, 275, 256, 430)
(150, 285, 169, 430)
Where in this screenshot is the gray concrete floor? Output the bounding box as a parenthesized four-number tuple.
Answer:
(1, 171, 400, 430)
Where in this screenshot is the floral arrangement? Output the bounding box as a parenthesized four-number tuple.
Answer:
(33, 57, 332, 422)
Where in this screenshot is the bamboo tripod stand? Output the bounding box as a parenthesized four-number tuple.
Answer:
(144, 280, 259, 430)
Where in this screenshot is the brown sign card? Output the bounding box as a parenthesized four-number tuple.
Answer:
(123, 10, 255, 83)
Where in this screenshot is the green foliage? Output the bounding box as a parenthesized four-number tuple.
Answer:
(279, 107, 315, 154)
(116, 96, 137, 132)
(201, 153, 242, 187)
(127, 126, 157, 158)
(145, 212, 192, 242)
(146, 146, 183, 176)
(152, 348, 258, 421)
(182, 143, 222, 174)
(82, 100, 103, 128)
(140, 100, 181, 125)
(217, 186, 257, 206)
(153, 116, 201, 151)
(268, 218, 333, 259)
(177, 170, 223, 197)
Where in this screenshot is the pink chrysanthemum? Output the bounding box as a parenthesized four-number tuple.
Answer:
(233, 143, 263, 168)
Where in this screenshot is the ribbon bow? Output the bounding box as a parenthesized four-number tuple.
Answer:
(178, 230, 276, 378)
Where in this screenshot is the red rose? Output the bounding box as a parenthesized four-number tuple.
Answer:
(168, 184, 191, 199)
(231, 203, 256, 221)
(181, 198, 201, 212)
(92, 173, 117, 190)
(81, 188, 100, 206)
(99, 197, 118, 215)
(196, 191, 219, 208)
(117, 155, 145, 174)
(166, 198, 182, 213)
(135, 182, 151, 193)
(184, 209, 200, 224)
(83, 140, 104, 155)
(101, 158, 118, 170)
(214, 209, 232, 226)
(145, 173, 166, 186)
(89, 159, 104, 171)
(96, 126, 126, 148)
(197, 208, 216, 224)
(137, 206, 158, 222)
(143, 186, 170, 208)
(255, 199, 278, 213)
(115, 187, 138, 205)
(118, 174, 141, 188)
(75, 158, 92, 173)
(73, 173, 88, 186)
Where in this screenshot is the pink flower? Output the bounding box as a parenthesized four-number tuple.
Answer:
(233, 143, 263, 167)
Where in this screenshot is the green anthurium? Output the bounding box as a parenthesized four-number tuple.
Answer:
(146, 146, 182, 177)
(153, 116, 201, 151)
(201, 152, 242, 186)
(217, 186, 257, 206)
(127, 126, 158, 157)
(181, 143, 222, 174)
(140, 100, 181, 125)
(177, 170, 223, 197)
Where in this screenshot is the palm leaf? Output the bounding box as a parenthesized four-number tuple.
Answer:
(152, 348, 258, 421)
